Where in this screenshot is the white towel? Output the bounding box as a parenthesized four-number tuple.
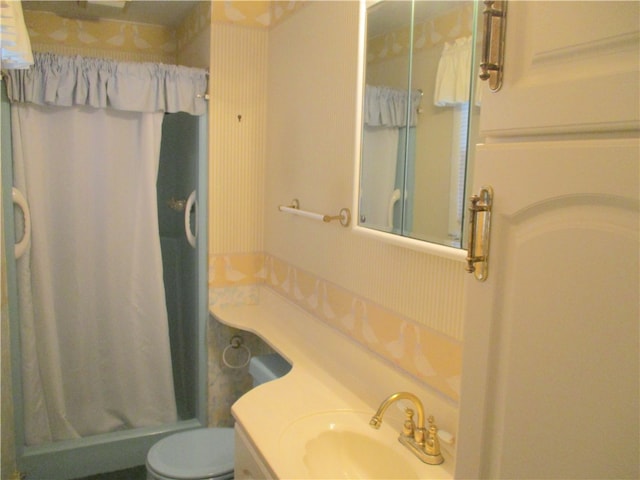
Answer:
(1, 0, 34, 69)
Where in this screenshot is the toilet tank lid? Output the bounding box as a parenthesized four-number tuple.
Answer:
(249, 353, 291, 385)
(147, 428, 234, 479)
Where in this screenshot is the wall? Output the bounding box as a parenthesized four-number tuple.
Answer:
(209, 1, 466, 404)
(23, 0, 304, 65)
(23, 10, 176, 64)
(177, 2, 212, 68)
(266, 0, 465, 400)
(23, 1, 215, 66)
(208, 24, 267, 259)
(206, 17, 270, 426)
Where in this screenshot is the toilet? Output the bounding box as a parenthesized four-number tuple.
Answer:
(146, 353, 291, 480)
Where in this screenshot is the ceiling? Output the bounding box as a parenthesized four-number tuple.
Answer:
(21, 0, 202, 28)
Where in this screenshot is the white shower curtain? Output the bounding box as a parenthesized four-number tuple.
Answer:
(360, 126, 400, 230)
(5, 52, 207, 446)
(360, 85, 422, 231)
(12, 103, 178, 445)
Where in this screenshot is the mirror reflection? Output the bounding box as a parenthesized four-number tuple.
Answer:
(359, 0, 480, 249)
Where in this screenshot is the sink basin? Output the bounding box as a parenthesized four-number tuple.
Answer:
(278, 410, 440, 479)
(302, 428, 417, 479)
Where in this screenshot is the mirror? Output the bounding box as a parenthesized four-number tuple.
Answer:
(358, 0, 480, 251)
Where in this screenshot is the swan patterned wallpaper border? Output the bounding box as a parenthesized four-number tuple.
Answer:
(23, 1, 307, 64)
(209, 252, 463, 402)
(367, 3, 474, 66)
(24, 9, 179, 63)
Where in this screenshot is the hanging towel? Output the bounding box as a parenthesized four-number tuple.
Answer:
(433, 36, 472, 107)
(0, 0, 34, 69)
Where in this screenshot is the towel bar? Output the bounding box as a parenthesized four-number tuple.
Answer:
(278, 199, 351, 227)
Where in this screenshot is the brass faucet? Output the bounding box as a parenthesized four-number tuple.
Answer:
(370, 392, 444, 465)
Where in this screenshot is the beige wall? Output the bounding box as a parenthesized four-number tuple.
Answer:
(23, 2, 213, 65)
(265, 2, 465, 339)
(265, 2, 360, 269)
(206, 1, 466, 402)
(24, 10, 176, 64)
(177, 2, 212, 69)
(208, 25, 268, 256)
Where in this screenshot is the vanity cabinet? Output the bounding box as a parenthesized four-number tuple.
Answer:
(234, 424, 274, 480)
(457, 2, 639, 479)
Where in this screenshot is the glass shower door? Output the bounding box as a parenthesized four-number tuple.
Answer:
(158, 112, 206, 422)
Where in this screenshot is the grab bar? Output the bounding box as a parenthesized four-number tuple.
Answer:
(12, 187, 31, 259)
(388, 189, 401, 230)
(278, 199, 351, 227)
(184, 190, 197, 248)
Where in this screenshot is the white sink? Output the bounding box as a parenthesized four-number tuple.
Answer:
(278, 410, 450, 479)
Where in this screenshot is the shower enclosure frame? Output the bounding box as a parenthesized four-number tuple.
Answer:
(1, 81, 210, 479)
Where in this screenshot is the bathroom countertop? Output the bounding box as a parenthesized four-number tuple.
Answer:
(211, 287, 457, 479)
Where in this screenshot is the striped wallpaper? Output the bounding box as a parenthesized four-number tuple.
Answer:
(208, 24, 268, 255)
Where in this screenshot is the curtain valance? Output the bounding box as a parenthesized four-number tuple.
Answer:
(364, 85, 422, 128)
(433, 36, 473, 107)
(4, 52, 208, 115)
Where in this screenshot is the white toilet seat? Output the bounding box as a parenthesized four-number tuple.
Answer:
(146, 428, 234, 480)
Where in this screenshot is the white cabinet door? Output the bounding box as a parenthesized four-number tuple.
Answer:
(456, 2, 639, 479)
(457, 139, 638, 479)
(480, 1, 639, 137)
(234, 425, 275, 480)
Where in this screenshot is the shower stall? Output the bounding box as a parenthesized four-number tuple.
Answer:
(1, 67, 209, 478)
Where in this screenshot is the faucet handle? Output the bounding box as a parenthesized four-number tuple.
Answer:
(425, 415, 442, 457)
(402, 408, 415, 437)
